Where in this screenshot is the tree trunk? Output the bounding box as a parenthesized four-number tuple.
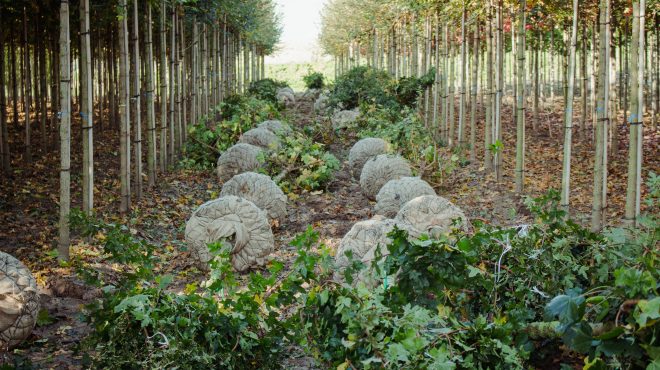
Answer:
(494, 0, 504, 182)
(132, 0, 143, 200)
(145, 2, 157, 188)
(469, 25, 480, 162)
(169, 8, 176, 163)
(80, 0, 94, 214)
(457, 8, 467, 147)
(0, 12, 10, 173)
(159, 1, 168, 171)
(624, 0, 645, 225)
(580, 25, 588, 140)
(560, 0, 580, 215)
(533, 32, 540, 132)
(485, 6, 494, 171)
(514, 0, 526, 193)
(58, 0, 71, 261)
(39, 25, 48, 146)
(591, 0, 610, 232)
(119, 0, 132, 213)
(23, 8, 32, 163)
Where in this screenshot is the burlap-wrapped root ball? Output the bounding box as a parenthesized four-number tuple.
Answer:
(276, 87, 295, 106)
(0, 252, 39, 348)
(313, 93, 330, 115)
(331, 109, 360, 130)
(359, 154, 412, 200)
(395, 195, 469, 239)
(258, 120, 292, 135)
(239, 127, 280, 150)
(216, 143, 265, 183)
(185, 196, 274, 272)
(335, 216, 400, 271)
(374, 177, 436, 217)
(348, 138, 391, 178)
(220, 172, 287, 223)
(302, 88, 321, 101)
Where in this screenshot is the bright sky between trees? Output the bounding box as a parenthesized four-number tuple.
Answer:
(265, 0, 328, 64)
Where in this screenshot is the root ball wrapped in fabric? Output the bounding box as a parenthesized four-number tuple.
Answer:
(313, 93, 330, 115)
(257, 120, 292, 135)
(276, 87, 295, 106)
(220, 172, 287, 223)
(239, 127, 280, 150)
(185, 196, 274, 272)
(348, 138, 391, 178)
(359, 154, 412, 200)
(331, 109, 360, 130)
(0, 252, 39, 348)
(395, 195, 468, 239)
(374, 177, 436, 217)
(335, 216, 400, 271)
(216, 143, 265, 183)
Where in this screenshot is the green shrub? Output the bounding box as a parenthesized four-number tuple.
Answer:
(247, 78, 289, 105)
(393, 68, 436, 107)
(329, 66, 396, 110)
(303, 71, 325, 89)
(296, 188, 659, 369)
(184, 96, 279, 169)
(262, 132, 340, 194)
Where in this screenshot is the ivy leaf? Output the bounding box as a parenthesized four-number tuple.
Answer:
(562, 321, 593, 353)
(386, 342, 410, 363)
(634, 297, 660, 328)
(545, 290, 585, 327)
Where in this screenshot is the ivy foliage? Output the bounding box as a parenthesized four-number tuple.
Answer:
(247, 78, 289, 106)
(76, 178, 658, 369)
(303, 71, 326, 90)
(184, 95, 279, 169)
(261, 131, 340, 194)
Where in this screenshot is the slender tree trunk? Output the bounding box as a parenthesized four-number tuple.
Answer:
(23, 8, 32, 163)
(457, 8, 467, 147)
(0, 13, 10, 173)
(11, 28, 19, 134)
(580, 25, 588, 140)
(192, 20, 198, 125)
(469, 25, 480, 162)
(159, 1, 168, 171)
(179, 14, 186, 145)
(169, 8, 176, 163)
(609, 26, 619, 154)
(591, 0, 610, 231)
(448, 31, 456, 146)
(441, 25, 448, 142)
(560, 0, 579, 215)
(132, 0, 143, 200)
(58, 0, 71, 261)
(145, 2, 157, 188)
(591, 22, 598, 141)
(175, 11, 182, 153)
(494, 0, 504, 182)
(432, 16, 440, 140)
(485, 7, 494, 171)
(119, 0, 132, 213)
(624, 0, 645, 225)
(39, 26, 48, 146)
(514, 0, 526, 193)
(533, 32, 540, 132)
(80, 0, 94, 214)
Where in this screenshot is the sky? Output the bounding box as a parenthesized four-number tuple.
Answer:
(265, 0, 329, 65)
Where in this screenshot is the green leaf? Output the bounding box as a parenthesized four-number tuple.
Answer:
(562, 322, 593, 353)
(545, 291, 585, 326)
(635, 297, 660, 328)
(386, 343, 410, 363)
